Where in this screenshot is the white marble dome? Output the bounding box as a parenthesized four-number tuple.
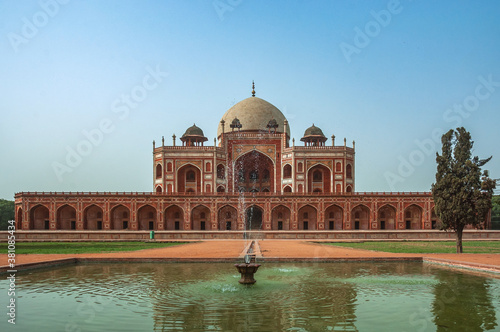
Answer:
(217, 97, 290, 138)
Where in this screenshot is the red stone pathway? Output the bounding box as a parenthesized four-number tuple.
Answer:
(1, 240, 499, 274)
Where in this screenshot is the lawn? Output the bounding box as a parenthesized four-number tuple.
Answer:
(323, 241, 500, 254)
(2, 241, 186, 254)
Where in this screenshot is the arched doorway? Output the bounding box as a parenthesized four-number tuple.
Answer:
(298, 205, 317, 230)
(84, 205, 104, 230)
(177, 164, 201, 193)
(234, 150, 274, 193)
(57, 205, 76, 230)
(325, 205, 343, 230)
(218, 205, 238, 230)
(307, 164, 331, 193)
(165, 205, 184, 230)
(245, 205, 263, 230)
(271, 205, 291, 230)
(138, 205, 156, 230)
(192, 205, 211, 231)
(110, 205, 130, 230)
(378, 205, 396, 230)
(351, 205, 370, 230)
(30, 205, 50, 230)
(404, 205, 423, 230)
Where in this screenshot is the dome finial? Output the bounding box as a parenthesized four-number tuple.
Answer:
(252, 81, 255, 97)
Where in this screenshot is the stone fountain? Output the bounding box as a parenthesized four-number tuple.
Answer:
(234, 242, 261, 285)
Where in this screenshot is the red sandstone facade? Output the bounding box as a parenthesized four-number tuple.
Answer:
(15, 90, 448, 232)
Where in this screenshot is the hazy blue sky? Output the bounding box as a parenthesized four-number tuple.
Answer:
(1, 0, 499, 199)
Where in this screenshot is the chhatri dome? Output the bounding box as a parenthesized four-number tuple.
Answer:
(217, 82, 291, 138)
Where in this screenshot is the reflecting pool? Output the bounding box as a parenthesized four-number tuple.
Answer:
(1, 262, 499, 331)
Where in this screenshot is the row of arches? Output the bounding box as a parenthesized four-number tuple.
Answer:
(21, 203, 436, 231)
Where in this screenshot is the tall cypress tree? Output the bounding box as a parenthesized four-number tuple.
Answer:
(432, 127, 496, 253)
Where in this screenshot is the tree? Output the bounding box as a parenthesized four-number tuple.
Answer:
(432, 127, 496, 253)
(0, 199, 15, 230)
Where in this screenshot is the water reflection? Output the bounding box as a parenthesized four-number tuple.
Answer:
(432, 269, 498, 331)
(2, 262, 499, 332)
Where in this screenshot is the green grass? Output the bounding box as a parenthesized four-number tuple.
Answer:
(2, 241, 186, 254)
(322, 241, 500, 254)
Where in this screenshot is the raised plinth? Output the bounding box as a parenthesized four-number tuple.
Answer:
(234, 263, 261, 285)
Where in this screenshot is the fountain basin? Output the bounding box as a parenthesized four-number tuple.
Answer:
(234, 263, 261, 284)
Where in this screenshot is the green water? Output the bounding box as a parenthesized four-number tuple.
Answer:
(1, 262, 499, 331)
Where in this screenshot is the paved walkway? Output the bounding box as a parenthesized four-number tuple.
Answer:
(1, 240, 499, 274)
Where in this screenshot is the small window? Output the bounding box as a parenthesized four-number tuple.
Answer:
(167, 162, 173, 172)
(283, 164, 292, 179)
(313, 170, 322, 181)
(156, 164, 162, 178)
(263, 169, 270, 181)
(298, 162, 303, 172)
(186, 170, 196, 182)
(217, 165, 225, 179)
(346, 164, 352, 179)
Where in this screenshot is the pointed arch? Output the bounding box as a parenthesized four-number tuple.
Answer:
(271, 205, 291, 230)
(404, 204, 423, 230)
(165, 205, 184, 230)
(245, 205, 264, 230)
(218, 205, 238, 230)
(192, 204, 211, 231)
(283, 185, 292, 193)
(84, 204, 104, 230)
(234, 150, 275, 193)
(56, 204, 77, 230)
(138, 204, 157, 230)
(177, 163, 202, 193)
(351, 204, 370, 230)
(110, 204, 130, 230)
(307, 163, 331, 193)
(377, 204, 396, 230)
(325, 204, 343, 230)
(29, 204, 50, 230)
(298, 205, 317, 230)
(283, 164, 292, 179)
(156, 164, 162, 179)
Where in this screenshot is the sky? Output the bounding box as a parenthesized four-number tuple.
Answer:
(1, 0, 499, 200)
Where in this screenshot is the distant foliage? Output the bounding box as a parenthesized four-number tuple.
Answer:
(432, 127, 496, 253)
(0, 199, 15, 230)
